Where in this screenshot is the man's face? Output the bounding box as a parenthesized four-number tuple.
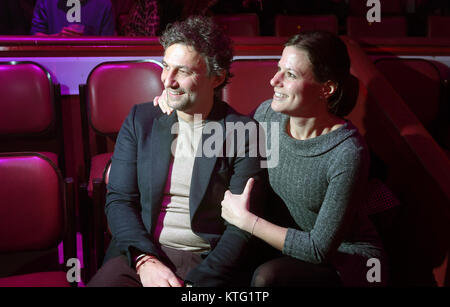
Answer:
(161, 43, 219, 115)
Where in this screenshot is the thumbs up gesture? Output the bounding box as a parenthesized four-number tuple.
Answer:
(221, 178, 257, 232)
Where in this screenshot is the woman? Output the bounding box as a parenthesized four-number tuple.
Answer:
(220, 31, 387, 287)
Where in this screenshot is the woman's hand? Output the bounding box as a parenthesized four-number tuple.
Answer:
(153, 89, 174, 115)
(221, 178, 257, 233)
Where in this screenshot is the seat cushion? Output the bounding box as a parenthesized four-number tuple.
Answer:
(0, 271, 70, 287)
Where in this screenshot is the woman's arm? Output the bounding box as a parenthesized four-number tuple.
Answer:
(251, 215, 288, 252)
(221, 178, 287, 251)
(222, 145, 370, 264)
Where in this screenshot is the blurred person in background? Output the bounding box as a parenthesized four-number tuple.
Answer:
(30, 0, 115, 36)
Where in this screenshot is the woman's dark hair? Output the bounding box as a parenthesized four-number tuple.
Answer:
(285, 31, 357, 117)
(159, 15, 233, 97)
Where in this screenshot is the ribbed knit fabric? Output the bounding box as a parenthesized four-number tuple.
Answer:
(255, 100, 385, 284)
(156, 117, 210, 252)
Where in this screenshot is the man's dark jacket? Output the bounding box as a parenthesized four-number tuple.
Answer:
(104, 100, 267, 286)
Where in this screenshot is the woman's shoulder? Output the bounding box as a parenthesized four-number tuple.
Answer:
(342, 122, 368, 152)
(330, 122, 370, 168)
(253, 99, 274, 123)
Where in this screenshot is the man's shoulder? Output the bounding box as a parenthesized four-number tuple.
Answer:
(129, 102, 167, 125)
(221, 102, 259, 125)
(133, 101, 162, 116)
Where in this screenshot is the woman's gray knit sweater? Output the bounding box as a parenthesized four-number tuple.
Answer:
(255, 100, 384, 270)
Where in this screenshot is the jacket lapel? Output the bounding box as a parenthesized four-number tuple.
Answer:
(189, 102, 227, 220)
(149, 112, 177, 226)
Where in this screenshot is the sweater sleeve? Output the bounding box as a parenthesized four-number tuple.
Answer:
(282, 144, 370, 264)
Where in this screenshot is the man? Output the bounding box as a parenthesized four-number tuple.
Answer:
(88, 16, 266, 287)
(30, 0, 115, 36)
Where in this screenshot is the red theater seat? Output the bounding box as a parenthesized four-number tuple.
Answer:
(275, 14, 338, 36)
(343, 37, 450, 286)
(213, 14, 260, 36)
(428, 15, 450, 38)
(80, 60, 163, 195)
(346, 16, 408, 39)
(374, 57, 449, 149)
(0, 61, 65, 173)
(223, 59, 278, 115)
(78, 60, 163, 281)
(0, 153, 76, 287)
(0, 272, 70, 287)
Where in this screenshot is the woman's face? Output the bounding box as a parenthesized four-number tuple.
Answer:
(270, 46, 325, 117)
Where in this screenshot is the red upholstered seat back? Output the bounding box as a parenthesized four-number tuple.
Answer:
(275, 15, 338, 37)
(375, 58, 441, 127)
(0, 62, 54, 135)
(223, 59, 277, 115)
(428, 15, 450, 38)
(346, 16, 408, 38)
(0, 153, 63, 252)
(213, 14, 260, 36)
(0, 62, 64, 172)
(87, 60, 163, 135)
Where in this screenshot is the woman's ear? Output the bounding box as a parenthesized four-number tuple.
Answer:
(322, 80, 338, 99)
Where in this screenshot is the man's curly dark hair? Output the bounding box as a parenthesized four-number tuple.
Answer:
(159, 15, 234, 97)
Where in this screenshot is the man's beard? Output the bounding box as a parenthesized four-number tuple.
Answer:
(166, 90, 193, 112)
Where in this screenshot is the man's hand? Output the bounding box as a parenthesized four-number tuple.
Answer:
(137, 256, 183, 287)
(221, 178, 257, 232)
(153, 89, 174, 115)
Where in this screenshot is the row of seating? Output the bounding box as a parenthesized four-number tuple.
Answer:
(213, 13, 450, 38)
(0, 62, 75, 286)
(0, 40, 449, 285)
(0, 152, 76, 287)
